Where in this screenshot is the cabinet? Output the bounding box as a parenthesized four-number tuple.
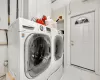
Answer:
(10, 0, 51, 23)
(23, 0, 37, 20)
(23, 0, 51, 19)
(0, 0, 8, 29)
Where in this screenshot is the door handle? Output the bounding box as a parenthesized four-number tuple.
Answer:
(71, 43, 74, 46)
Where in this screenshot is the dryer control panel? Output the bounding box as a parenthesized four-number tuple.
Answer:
(46, 27, 51, 32)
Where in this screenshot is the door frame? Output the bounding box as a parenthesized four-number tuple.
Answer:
(68, 9, 100, 75)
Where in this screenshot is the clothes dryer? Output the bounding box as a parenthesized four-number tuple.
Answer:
(48, 28, 64, 80)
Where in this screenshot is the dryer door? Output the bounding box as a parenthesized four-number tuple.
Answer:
(54, 35, 64, 60)
(24, 34, 51, 79)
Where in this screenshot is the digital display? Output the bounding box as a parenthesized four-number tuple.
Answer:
(46, 27, 51, 32)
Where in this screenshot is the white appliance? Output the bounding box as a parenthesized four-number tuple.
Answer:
(8, 18, 60, 80)
(48, 28, 64, 80)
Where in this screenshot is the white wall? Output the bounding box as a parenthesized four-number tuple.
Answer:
(0, 0, 8, 29)
(28, 0, 37, 19)
(23, 0, 51, 19)
(51, 0, 70, 10)
(37, 0, 51, 18)
(10, 0, 51, 22)
(51, 6, 65, 20)
(23, 0, 37, 20)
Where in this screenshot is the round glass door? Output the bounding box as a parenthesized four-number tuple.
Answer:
(24, 34, 51, 79)
(54, 35, 64, 60)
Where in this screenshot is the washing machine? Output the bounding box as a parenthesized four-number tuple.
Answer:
(8, 18, 59, 80)
(48, 28, 64, 80)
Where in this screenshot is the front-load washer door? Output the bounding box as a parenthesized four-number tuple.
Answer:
(24, 34, 51, 79)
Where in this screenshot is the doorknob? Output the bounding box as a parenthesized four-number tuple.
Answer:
(71, 43, 74, 46)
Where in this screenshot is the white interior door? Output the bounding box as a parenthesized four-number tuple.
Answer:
(70, 12, 95, 71)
